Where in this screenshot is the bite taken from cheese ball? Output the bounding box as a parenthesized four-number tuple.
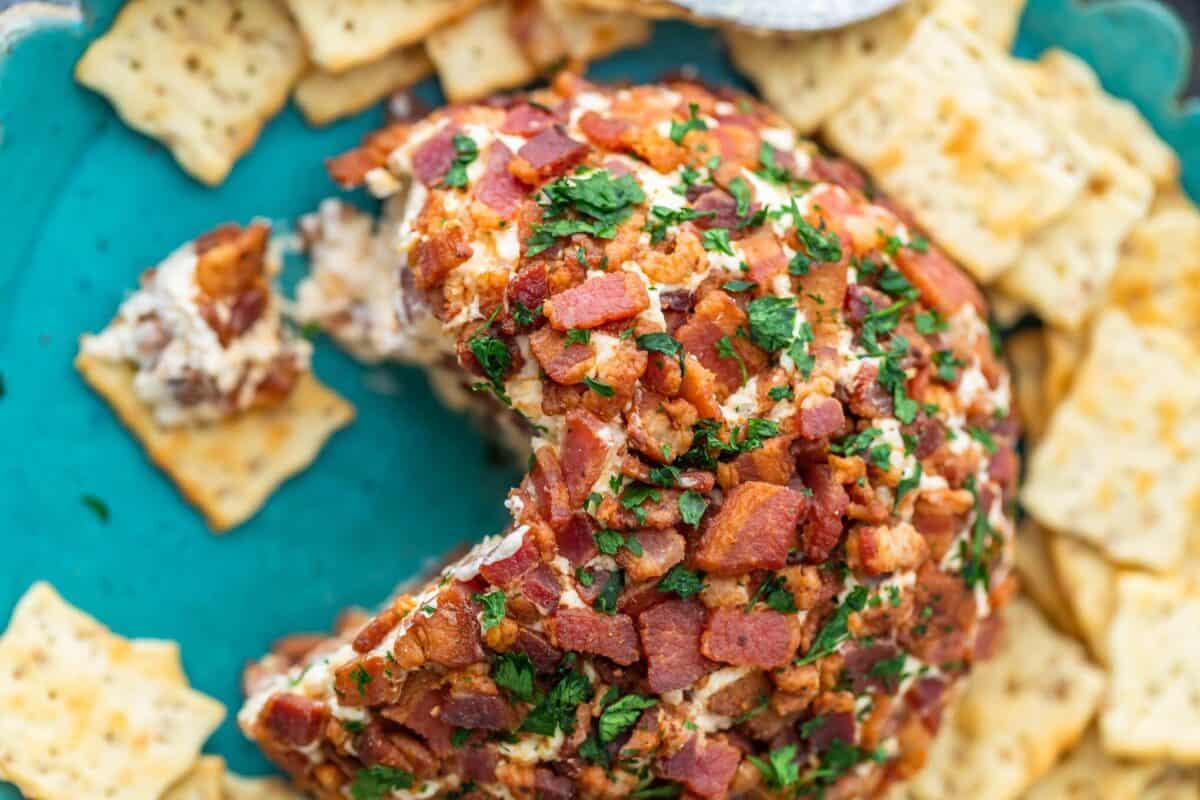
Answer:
(241, 74, 1019, 799)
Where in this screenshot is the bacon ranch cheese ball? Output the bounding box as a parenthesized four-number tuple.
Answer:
(81, 223, 312, 426)
(240, 75, 1018, 800)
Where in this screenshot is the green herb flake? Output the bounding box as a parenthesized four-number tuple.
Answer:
(768, 384, 794, 401)
(722, 279, 758, 293)
(657, 564, 706, 599)
(521, 669, 593, 736)
(702, 227, 735, 256)
(584, 376, 615, 397)
(644, 205, 714, 244)
(473, 590, 507, 631)
(669, 102, 708, 144)
(967, 425, 997, 453)
(932, 349, 966, 383)
(599, 694, 658, 743)
(914, 309, 948, 335)
(512, 302, 541, 326)
(748, 744, 800, 790)
(350, 665, 373, 696)
(593, 570, 625, 615)
(728, 176, 752, 216)
(493, 651, 538, 704)
(526, 170, 646, 256)
(894, 462, 923, 509)
(678, 490, 708, 527)
(451, 728, 471, 748)
(746, 296, 797, 353)
(351, 765, 414, 800)
(81, 494, 110, 523)
(797, 586, 869, 665)
(441, 134, 479, 189)
(746, 573, 798, 614)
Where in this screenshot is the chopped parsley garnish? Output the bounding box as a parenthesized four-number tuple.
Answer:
(788, 321, 815, 379)
(593, 570, 625, 615)
(749, 744, 799, 790)
(702, 227, 735, 256)
(736, 417, 780, 450)
(960, 474, 998, 589)
(796, 586, 869, 665)
(342, 719, 364, 734)
(576, 566, 595, 587)
(807, 739, 882, 789)
(914, 309, 947, 335)
(785, 198, 842, 263)
(894, 462, 922, 508)
(869, 652, 907, 692)
(678, 490, 708, 526)
(468, 313, 512, 400)
(621, 484, 662, 526)
(769, 384, 794, 401)
(716, 335, 748, 386)
(493, 651, 537, 703)
(644, 205, 714, 244)
(722, 279, 758, 293)
(350, 665, 372, 696)
(747, 296, 797, 352)
(877, 336, 918, 424)
(799, 715, 828, 738)
(521, 668, 593, 736)
(678, 417, 779, 470)
(595, 528, 643, 557)
(631, 782, 682, 799)
(669, 102, 708, 144)
(909, 234, 930, 252)
(584, 376, 615, 397)
(81, 494, 110, 523)
(728, 176, 752, 216)
(830, 427, 882, 457)
(868, 443, 893, 471)
(441, 134, 479, 188)
(756, 142, 795, 184)
(451, 727, 471, 748)
(967, 426, 997, 453)
(636, 332, 685, 375)
(350, 765, 414, 800)
(564, 328, 591, 346)
(747, 573, 798, 613)
(512, 301, 540, 326)
(598, 693, 658, 743)
(648, 464, 681, 487)
(877, 266, 918, 300)
(932, 349, 965, 383)
(473, 590, 506, 631)
(579, 733, 609, 767)
(526, 170, 646, 256)
(657, 564, 706, 598)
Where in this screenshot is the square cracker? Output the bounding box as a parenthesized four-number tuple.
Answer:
(1023, 728, 1159, 800)
(897, 598, 1105, 800)
(1105, 207, 1200, 340)
(426, 2, 540, 103)
(997, 146, 1153, 331)
(222, 772, 309, 799)
(75, 353, 355, 532)
(539, 0, 652, 62)
(0, 583, 226, 800)
(1024, 49, 1179, 187)
(131, 638, 190, 686)
(75, 0, 307, 186)
(968, 0, 1027, 48)
(1014, 521, 1078, 636)
(1047, 534, 1117, 664)
(285, 0, 482, 73)
(724, 0, 944, 135)
(823, 14, 1094, 281)
(165, 756, 226, 800)
(1142, 770, 1200, 800)
(1022, 311, 1200, 571)
(295, 47, 433, 126)
(1102, 574, 1200, 763)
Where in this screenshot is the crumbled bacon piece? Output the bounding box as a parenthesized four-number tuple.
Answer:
(513, 126, 590, 181)
(262, 693, 328, 746)
(701, 607, 802, 668)
(693, 482, 804, 575)
(617, 529, 685, 581)
(560, 408, 610, 506)
(544, 272, 650, 330)
(798, 395, 846, 440)
(353, 609, 399, 653)
(638, 599, 713, 693)
(798, 464, 849, 562)
(578, 111, 632, 150)
(547, 607, 640, 665)
(658, 735, 741, 798)
(530, 327, 595, 384)
(502, 102, 556, 136)
(475, 142, 528, 216)
(326, 123, 409, 187)
(411, 125, 460, 186)
(409, 584, 485, 668)
(894, 245, 986, 316)
(480, 531, 540, 586)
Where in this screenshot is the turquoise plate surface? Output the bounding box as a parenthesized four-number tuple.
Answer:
(0, 0, 1197, 793)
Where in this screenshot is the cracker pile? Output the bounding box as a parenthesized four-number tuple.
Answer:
(727, 0, 1200, 795)
(75, 0, 651, 184)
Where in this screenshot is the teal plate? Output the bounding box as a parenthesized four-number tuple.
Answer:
(0, 0, 1197, 793)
